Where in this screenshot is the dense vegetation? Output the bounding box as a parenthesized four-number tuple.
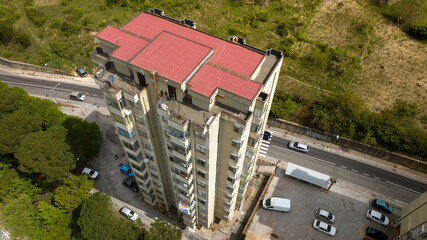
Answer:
(271, 91, 427, 160)
(0, 0, 425, 160)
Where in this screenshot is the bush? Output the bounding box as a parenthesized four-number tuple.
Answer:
(2, 50, 15, 58)
(60, 21, 81, 36)
(270, 92, 296, 118)
(328, 48, 360, 74)
(0, 20, 14, 44)
(276, 22, 289, 37)
(16, 32, 31, 48)
(244, 9, 269, 28)
(25, 1, 47, 26)
(227, 0, 244, 7)
(267, 37, 295, 57)
(228, 23, 247, 37)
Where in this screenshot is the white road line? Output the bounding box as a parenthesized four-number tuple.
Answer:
(362, 173, 369, 176)
(258, 154, 266, 157)
(3, 81, 71, 92)
(261, 142, 270, 147)
(340, 166, 347, 169)
(385, 181, 422, 195)
(1, 229, 10, 239)
(259, 150, 267, 155)
(271, 144, 336, 166)
(374, 177, 381, 180)
(259, 147, 269, 151)
(351, 169, 358, 173)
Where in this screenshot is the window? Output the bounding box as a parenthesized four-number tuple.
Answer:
(196, 157, 206, 167)
(232, 139, 242, 149)
(227, 176, 235, 184)
(250, 123, 260, 133)
(122, 140, 139, 152)
(254, 107, 263, 118)
(162, 116, 168, 122)
(127, 152, 138, 161)
(106, 97, 120, 110)
(198, 198, 206, 205)
(230, 153, 239, 161)
(229, 166, 237, 173)
(145, 153, 154, 161)
(199, 206, 206, 213)
(166, 142, 173, 151)
(112, 113, 125, 125)
(194, 131, 206, 140)
(170, 128, 189, 141)
(151, 174, 159, 180)
(128, 100, 141, 109)
(170, 156, 188, 168)
(118, 98, 126, 110)
(141, 141, 152, 151)
(197, 170, 206, 179)
(138, 128, 148, 138)
(195, 143, 206, 154)
(138, 163, 146, 172)
(197, 189, 206, 198)
(164, 128, 170, 137)
(246, 150, 254, 159)
(148, 162, 156, 170)
(234, 125, 242, 134)
(226, 186, 233, 193)
(248, 137, 255, 147)
(197, 179, 206, 188)
(117, 127, 135, 139)
(172, 142, 191, 156)
(134, 114, 145, 125)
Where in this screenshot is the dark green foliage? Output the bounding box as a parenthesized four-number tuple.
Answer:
(50, 40, 70, 58)
(393, 100, 419, 117)
(0, 109, 42, 155)
(78, 192, 143, 240)
(1, 50, 14, 58)
(228, 23, 248, 37)
(267, 37, 295, 57)
(227, 0, 244, 7)
(244, 9, 269, 28)
(276, 22, 289, 36)
(50, 18, 61, 28)
(62, 116, 101, 160)
(305, 46, 360, 74)
(0, 163, 19, 200)
(53, 175, 94, 213)
(25, 0, 47, 26)
(16, 32, 31, 48)
(7, 177, 41, 203)
(145, 217, 182, 240)
(0, 85, 19, 113)
(34, 201, 72, 240)
(270, 92, 296, 118)
(0, 5, 19, 44)
(15, 126, 75, 183)
(383, 0, 427, 39)
(60, 21, 81, 36)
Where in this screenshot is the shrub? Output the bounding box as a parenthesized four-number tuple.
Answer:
(228, 23, 247, 37)
(16, 32, 31, 48)
(267, 37, 295, 57)
(227, 0, 244, 7)
(276, 22, 289, 37)
(270, 92, 296, 118)
(0, 20, 14, 44)
(2, 50, 15, 58)
(244, 9, 269, 28)
(328, 48, 360, 74)
(25, 1, 47, 26)
(60, 21, 81, 36)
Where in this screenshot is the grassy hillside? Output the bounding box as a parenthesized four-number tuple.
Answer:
(1, 0, 425, 133)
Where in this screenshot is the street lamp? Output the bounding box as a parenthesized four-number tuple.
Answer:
(326, 178, 337, 192)
(45, 83, 60, 104)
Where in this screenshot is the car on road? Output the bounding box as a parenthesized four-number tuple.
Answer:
(263, 131, 272, 140)
(123, 178, 139, 192)
(75, 67, 88, 77)
(371, 199, 393, 213)
(313, 219, 336, 236)
(366, 227, 388, 240)
(367, 209, 389, 226)
(119, 206, 138, 221)
(315, 209, 336, 223)
(82, 167, 99, 179)
(120, 164, 134, 178)
(70, 91, 86, 101)
(287, 141, 309, 153)
(262, 197, 291, 212)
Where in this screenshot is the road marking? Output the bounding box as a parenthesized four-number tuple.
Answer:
(259, 150, 267, 155)
(385, 181, 422, 195)
(374, 177, 381, 180)
(258, 153, 266, 157)
(362, 173, 369, 176)
(351, 169, 358, 173)
(261, 142, 270, 147)
(271, 144, 336, 165)
(340, 166, 347, 169)
(1, 228, 10, 239)
(3, 80, 71, 92)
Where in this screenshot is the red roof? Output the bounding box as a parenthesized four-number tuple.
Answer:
(131, 32, 212, 84)
(95, 26, 149, 62)
(188, 65, 261, 100)
(96, 12, 265, 100)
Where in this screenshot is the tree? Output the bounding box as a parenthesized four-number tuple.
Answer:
(34, 201, 72, 240)
(15, 126, 75, 182)
(62, 116, 101, 160)
(0, 86, 19, 113)
(0, 109, 42, 154)
(145, 217, 182, 240)
(7, 177, 41, 203)
(0, 194, 38, 239)
(78, 192, 142, 240)
(53, 175, 94, 213)
(0, 162, 19, 200)
(270, 92, 296, 118)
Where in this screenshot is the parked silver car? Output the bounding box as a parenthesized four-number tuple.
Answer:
(70, 91, 85, 101)
(119, 206, 138, 221)
(315, 209, 336, 223)
(367, 209, 389, 226)
(288, 141, 309, 153)
(82, 167, 99, 179)
(313, 219, 336, 236)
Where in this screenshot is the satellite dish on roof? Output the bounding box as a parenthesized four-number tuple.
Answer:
(107, 75, 115, 82)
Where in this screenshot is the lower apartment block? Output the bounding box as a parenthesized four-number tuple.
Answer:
(90, 9, 283, 228)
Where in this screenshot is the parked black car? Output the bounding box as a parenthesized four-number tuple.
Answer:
(122, 178, 139, 192)
(366, 227, 388, 240)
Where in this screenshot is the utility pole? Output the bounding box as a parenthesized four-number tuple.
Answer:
(46, 83, 60, 104)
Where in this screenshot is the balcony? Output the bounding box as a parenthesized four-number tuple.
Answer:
(90, 47, 110, 65)
(229, 158, 238, 168)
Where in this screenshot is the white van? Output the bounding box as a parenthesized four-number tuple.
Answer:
(262, 197, 291, 212)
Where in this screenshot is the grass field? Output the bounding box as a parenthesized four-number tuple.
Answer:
(1, 0, 426, 122)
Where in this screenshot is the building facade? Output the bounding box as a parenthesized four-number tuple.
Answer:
(90, 9, 283, 228)
(394, 191, 427, 240)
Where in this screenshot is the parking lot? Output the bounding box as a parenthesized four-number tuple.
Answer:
(248, 166, 399, 240)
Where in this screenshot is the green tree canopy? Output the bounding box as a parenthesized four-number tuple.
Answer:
(15, 126, 75, 182)
(0, 162, 19, 200)
(7, 177, 41, 203)
(145, 217, 182, 240)
(62, 116, 101, 160)
(0, 86, 19, 113)
(270, 92, 296, 119)
(34, 201, 72, 240)
(0, 109, 42, 154)
(53, 175, 94, 213)
(78, 192, 143, 240)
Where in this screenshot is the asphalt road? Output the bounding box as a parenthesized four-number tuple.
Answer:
(265, 136, 426, 203)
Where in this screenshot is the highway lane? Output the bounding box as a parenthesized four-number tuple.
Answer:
(267, 136, 427, 198)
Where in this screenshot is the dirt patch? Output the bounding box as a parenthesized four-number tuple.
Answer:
(305, 0, 427, 115)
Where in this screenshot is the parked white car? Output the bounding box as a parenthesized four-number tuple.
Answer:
(262, 197, 291, 212)
(82, 167, 99, 179)
(315, 209, 336, 223)
(119, 206, 138, 221)
(367, 209, 389, 226)
(70, 91, 86, 101)
(313, 220, 336, 236)
(287, 141, 309, 153)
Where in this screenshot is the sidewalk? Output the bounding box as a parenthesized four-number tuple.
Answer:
(265, 124, 427, 184)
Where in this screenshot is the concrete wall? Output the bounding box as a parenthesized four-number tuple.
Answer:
(0, 57, 71, 76)
(268, 118, 427, 174)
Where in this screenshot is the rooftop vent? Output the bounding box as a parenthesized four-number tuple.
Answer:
(266, 48, 283, 57)
(229, 36, 246, 45)
(150, 8, 164, 16)
(107, 75, 115, 82)
(180, 19, 196, 29)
